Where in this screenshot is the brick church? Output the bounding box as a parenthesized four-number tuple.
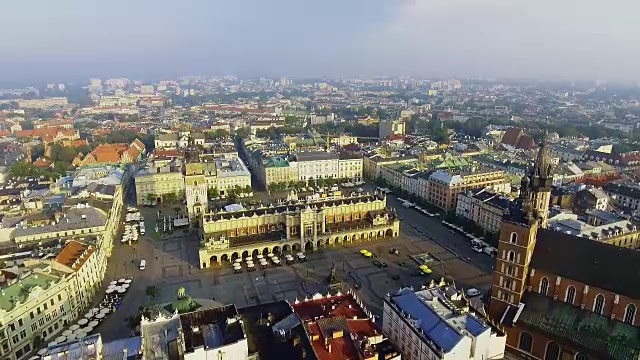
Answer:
(488, 137, 640, 360)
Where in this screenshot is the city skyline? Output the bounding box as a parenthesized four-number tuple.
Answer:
(1, 0, 639, 83)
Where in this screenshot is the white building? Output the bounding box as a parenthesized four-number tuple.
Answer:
(290, 151, 339, 181)
(383, 287, 506, 360)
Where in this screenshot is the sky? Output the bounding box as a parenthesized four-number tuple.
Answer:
(1, 0, 639, 83)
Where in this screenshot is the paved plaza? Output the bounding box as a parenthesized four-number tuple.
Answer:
(97, 203, 493, 341)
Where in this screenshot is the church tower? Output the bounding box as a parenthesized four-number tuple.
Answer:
(184, 143, 207, 227)
(488, 136, 554, 321)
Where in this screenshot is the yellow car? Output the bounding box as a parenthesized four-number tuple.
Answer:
(363, 251, 373, 258)
(420, 266, 432, 274)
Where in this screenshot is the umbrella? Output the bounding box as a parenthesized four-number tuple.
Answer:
(88, 320, 99, 327)
(95, 313, 106, 319)
(267, 253, 274, 257)
(124, 279, 132, 284)
(84, 326, 94, 333)
(273, 259, 281, 264)
(256, 254, 264, 259)
(69, 324, 80, 331)
(232, 264, 241, 268)
(37, 349, 47, 356)
(121, 284, 130, 289)
(66, 333, 77, 340)
(48, 341, 58, 347)
(234, 259, 242, 263)
(76, 331, 88, 339)
(84, 312, 93, 319)
(100, 308, 110, 314)
(29, 356, 40, 360)
(106, 288, 114, 294)
(109, 281, 117, 285)
(62, 330, 72, 336)
(118, 288, 126, 293)
(78, 318, 88, 325)
(118, 278, 126, 283)
(55, 336, 66, 343)
(297, 252, 304, 256)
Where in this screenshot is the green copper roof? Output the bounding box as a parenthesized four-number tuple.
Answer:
(0, 272, 61, 311)
(518, 292, 640, 360)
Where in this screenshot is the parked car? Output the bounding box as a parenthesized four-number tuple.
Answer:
(389, 248, 399, 255)
(373, 259, 387, 269)
(472, 246, 484, 253)
(466, 288, 481, 297)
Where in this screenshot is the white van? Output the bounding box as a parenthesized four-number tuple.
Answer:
(139, 259, 146, 270)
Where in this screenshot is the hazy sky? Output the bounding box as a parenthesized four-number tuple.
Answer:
(1, 0, 638, 83)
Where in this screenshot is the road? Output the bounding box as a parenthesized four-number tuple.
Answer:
(386, 195, 496, 274)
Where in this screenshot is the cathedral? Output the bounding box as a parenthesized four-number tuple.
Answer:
(488, 138, 640, 360)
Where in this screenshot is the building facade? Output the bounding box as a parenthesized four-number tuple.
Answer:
(383, 286, 506, 360)
(456, 188, 514, 234)
(427, 168, 507, 211)
(198, 193, 400, 268)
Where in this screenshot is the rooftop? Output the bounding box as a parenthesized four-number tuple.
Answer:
(54, 240, 95, 271)
(518, 291, 640, 360)
(0, 268, 62, 312)
(531, 229, 640, 299)
(12, 205, 108, 239)
(179, 305, 245, 353)
(387, 287, 492, 353)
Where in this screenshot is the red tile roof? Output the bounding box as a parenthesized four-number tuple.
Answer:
(55, 240, 95, 271)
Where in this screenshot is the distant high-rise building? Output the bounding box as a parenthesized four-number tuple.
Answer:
(57, 84, 65, 91)
(89, 78, 102, 86)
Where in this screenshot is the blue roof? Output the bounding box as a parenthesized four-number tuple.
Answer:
(465, 315, 489, 337)
(392, 291, 463, 352)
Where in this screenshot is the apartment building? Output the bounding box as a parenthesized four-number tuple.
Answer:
(202, 155, 252, 195)
(0, 245, 104, 360)
(363, 155, 418, 180)
(456, 188, 515, 233)
(290, 151, 340, 181)
(427, 168, 507, 211)
(383, 286, 506, 360)
(338, 154, 363, 182)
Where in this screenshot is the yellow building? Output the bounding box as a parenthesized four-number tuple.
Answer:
(134, 171, 184, 205)
(338, 156, 364, 182)
(198, 193, 400, 268)
(0, 244, 103, 360)
(331, 135, 358, 147)
(202, 156, 252, 196)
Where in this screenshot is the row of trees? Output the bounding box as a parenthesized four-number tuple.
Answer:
(267, 177, 348, 194)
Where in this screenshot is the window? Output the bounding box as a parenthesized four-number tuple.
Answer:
(539, 277, 549, 296)
(17, 319, 23, 327)
(23, 344, 30, 353)
(518, 332, 533, 353)
(19, 330, 26, 339)
(507, 250, 516, 262)
(593, 294, 605, 314)
(510, 232, 518, 244)
(15, 349, 23, 359)
(50, 299, 54, 306)
(565, 286, 576, 304)
(31, 324, 37, 332)
(624, 304, 637, 324)
(575, 353, 590, 360)
(506, 265, 514, 276)
(503, 278, 512, 290)
(29, 312, 34, 320)
(12, 335, 18, 344)
(544, 341, 561, 360)
(9, 323, 15, 332)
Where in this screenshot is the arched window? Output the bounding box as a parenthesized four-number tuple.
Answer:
(507, 250, 515, 262)
(593, 294, 605, 314)
(193, 180, 198, 186)
(510, 232, 518, 244)
(503, 278, 512, 290)
(544, 341, 560, 360)
(539, 277, 549, 296)
(506, 265, 514, 276)
(518, 332, 533, 353)
(624, 304, 637, 324)
(565, 286, 576, 304)
(575, 353, 590, 360)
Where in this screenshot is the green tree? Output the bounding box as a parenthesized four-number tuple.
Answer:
(208, 187, 220, 199)
(316, 178, 326, 188)
(145, 286, 160, 300)
(244, 185, 253, 194)
(19, 120, 34, 130)
(164, 192, 178, 204)
(307, 178, 316, 188)
(235, 127, 250, 139)
(145, 193, 155, 202)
